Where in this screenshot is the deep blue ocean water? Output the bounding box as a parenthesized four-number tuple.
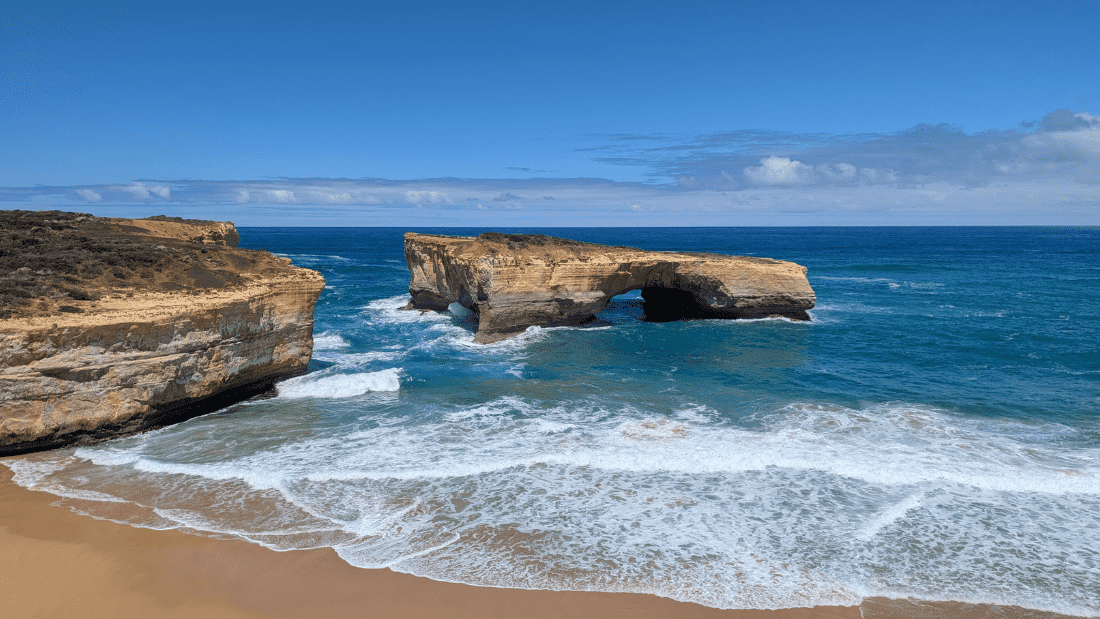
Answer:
(7, 227, 1099, 614)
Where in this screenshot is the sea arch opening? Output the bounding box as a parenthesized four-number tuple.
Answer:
(598, 283, 721, 325)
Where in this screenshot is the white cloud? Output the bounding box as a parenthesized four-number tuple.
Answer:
(122, 182, 170, 200)
(740, 156, 899, 187)
(321, 192, 353, 203)
(5, 107, 1099, 225)
(603, 109, 1098, 190)
(815, 162, 861, 181)
(75, 189, 101, 202)
(297, 188, 380, 204)
(229, 186, 385, 204)
(404, 190, 451, 204)
(1048, 127, 1100, 157)
(124, 183, 151, 199)
(3, 173, 1097, 225)
(743, 156, 815, 185)
(268, 189, 296, 203)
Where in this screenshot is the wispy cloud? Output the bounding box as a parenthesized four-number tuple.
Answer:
(591, 109, 1100, 190)
(505, 167, 553, 174)
(123, 182, 171, 200)
(742, 157, 895, 187)
(75, 188, 102, 202)
(1, 110, 1096, 225)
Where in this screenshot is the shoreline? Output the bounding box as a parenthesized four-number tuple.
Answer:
(0, 466, 1085, 619)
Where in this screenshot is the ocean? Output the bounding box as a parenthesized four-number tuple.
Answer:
(5, 227, 1099, 615)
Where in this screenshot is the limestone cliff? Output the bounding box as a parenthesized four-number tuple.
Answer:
(0, 211, 325, 455)
(405, 232, 815, 343)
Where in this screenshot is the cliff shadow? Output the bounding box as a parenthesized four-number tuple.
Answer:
(639, 286, 727, 322)
(594, 287, 729, 325)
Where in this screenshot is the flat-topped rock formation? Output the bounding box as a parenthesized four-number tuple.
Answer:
(405, 232, 815, 343)
(0, 211, 325, 455)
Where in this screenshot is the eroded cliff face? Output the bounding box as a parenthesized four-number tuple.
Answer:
(0, 212, 325, 455)
(405, 232, 815, 343)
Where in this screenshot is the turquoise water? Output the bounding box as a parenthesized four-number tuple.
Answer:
(7, 227, 1099, 614)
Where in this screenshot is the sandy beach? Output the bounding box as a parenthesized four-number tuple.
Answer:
(1, 466, 857, 619)
(2, 465, 1083, 619)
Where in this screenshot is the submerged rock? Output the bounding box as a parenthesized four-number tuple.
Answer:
(0, 211, 325, 455)
(404, 232, 815, 343)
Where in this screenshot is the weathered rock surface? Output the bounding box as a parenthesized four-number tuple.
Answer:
(405, 232, 815, 342)
(0, 212, 325, 455)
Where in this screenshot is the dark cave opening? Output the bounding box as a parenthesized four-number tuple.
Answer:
(640, 287, 722, 322)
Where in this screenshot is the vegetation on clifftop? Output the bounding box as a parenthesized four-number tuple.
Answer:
(0, 210, 284, 319)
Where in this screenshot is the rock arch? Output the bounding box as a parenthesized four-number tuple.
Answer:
(405, 232, 815, 343)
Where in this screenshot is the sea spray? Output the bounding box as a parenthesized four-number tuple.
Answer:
(276, 369, 401, 399)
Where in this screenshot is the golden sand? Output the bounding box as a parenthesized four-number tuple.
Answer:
(1, 466, 1082, 619)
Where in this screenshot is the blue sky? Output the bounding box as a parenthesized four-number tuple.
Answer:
(2, 0, 1098, 225)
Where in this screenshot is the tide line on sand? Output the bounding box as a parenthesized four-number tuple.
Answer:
(0, 468, 1084, 619)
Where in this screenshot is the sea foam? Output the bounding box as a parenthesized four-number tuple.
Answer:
(7, 227, 1100, 617)
(6, 397, 1099, 616)
(276, 369, 401, 399)
(312, 331, 351, 351)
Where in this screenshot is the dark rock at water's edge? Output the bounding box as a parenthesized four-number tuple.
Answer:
(404, 232, 815, 343)
(0, 211, 326, 456)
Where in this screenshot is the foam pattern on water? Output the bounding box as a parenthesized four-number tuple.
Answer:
(313, 331, 351, 351)
(6, 229, 1100, 617)
(276, 369, 401, 399)
(7, 398, 1099, 615)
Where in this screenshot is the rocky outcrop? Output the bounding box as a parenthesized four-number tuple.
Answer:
(0, 212, 325, 455)
(405, 232, 815, 342)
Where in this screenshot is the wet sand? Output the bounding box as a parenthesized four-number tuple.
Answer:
(0, 466, 1084, 619)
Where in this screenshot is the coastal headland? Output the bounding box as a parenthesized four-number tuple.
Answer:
(0, 211, 325, 455)
(405, 232, 816, 342)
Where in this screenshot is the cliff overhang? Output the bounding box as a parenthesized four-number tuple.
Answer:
(404, 232, 815, 343)
(0, 211, 326, 456)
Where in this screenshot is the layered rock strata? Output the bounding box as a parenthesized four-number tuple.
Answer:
(0, 212, 325, 455)
(405, 232, 815, 343)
